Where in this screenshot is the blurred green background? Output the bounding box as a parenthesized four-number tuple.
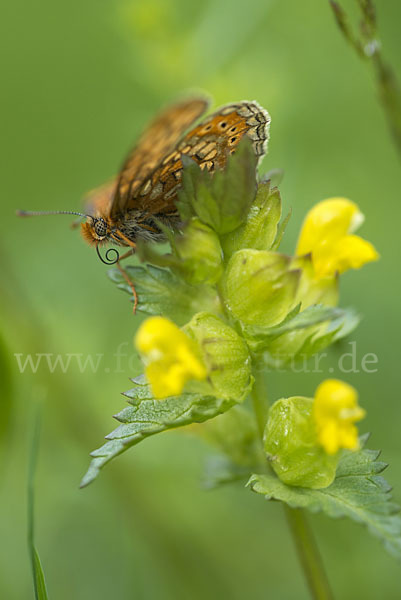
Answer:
(1, 0, 401, 598)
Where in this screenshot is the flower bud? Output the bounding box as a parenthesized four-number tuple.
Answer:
(264, 397, 339, 488)
(174, 217, 223, 285)
(184, 312, 252, 401)
(221, 249, 300, 327)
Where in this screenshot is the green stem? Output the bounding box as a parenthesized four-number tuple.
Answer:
(251, 368, 334, 600)
(251, 364, 269, 440)
(329, 0, 401, 161)
(284, 507, 334, 600)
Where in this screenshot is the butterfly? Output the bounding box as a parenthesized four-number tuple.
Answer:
(18, 96, 270, 309)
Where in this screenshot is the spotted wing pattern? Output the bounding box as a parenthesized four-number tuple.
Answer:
(111, 97, 210, 219)
(118, 101, 271, 217)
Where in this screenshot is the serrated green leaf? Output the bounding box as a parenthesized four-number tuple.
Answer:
(266, 304, 344, 337)
(263, 307, 361, 367)
(108, 264, 217, 325)
(296, 308, 360, 357)
(248, 440, 401, 559)
(80, 379, 235, 487)
(177, 139, 257, 234)
(243, 304, 347, 352)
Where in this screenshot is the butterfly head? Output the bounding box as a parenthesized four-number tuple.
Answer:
(81, 216, 110, 245)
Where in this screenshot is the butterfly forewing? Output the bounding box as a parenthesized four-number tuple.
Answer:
(112, 97, 210, 218)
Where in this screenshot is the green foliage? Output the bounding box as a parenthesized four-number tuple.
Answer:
(263, 306, 360, 367)
(220, 182, 282, 257)
(221, 249, 300, 327)
(245, 304, 344, 342)
(264, 397, 339, 488)
(172, 218, 223, 285)
(178, 138, 257, 234)
(270, 207, 292, 251)
(184, 312, 253, 401)
(80, 376, 235, 487)
(292, 307, 360, 357)
(93, 109, 370, 507)
(82, 81, 393, 592)
(242, 303, 358, 355)
(248, 436, 401, 559)
(108, 264, 218, 325)
(30, 550, 49, 600)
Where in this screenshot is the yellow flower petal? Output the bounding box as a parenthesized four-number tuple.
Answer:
(296, 198, 362, 256)
(135, 316, 207, 399)
(296, 198, 378, 279)
(313, 379, 366, 455)
(313, 235, 379, 278)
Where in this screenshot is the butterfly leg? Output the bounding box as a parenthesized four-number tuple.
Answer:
(116, 249, 139, 314)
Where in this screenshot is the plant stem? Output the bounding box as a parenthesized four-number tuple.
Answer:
(251, 365, 269, 440)
(284, 507, 334, 600)
(329, 0, 401, 161)
(251, 368, 334, 600)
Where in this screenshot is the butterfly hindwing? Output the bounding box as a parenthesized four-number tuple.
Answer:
(122, 101, 271, 216)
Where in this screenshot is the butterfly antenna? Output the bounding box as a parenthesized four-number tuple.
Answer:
(16, 209, 93, 220)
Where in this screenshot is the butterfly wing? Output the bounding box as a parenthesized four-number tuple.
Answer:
(82, 180, 117, 218)
(111, 97, 210, 219)
(118, 101, 271, 217)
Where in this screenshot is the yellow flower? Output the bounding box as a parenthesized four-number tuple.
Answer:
(135, 317, 207, 399)
(296, 198, 379, 279)
(313, 379, 366, 455)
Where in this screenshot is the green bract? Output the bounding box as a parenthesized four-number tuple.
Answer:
(221, 249, 300, 327)
(178, 139, 257, 234)
(220, 182, 282, 257)
(184, 312, 252, 401)
(173, 218, 223, 285)
(264, 397, 338, 489)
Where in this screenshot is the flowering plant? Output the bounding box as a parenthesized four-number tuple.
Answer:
(81, 135, 400, 597)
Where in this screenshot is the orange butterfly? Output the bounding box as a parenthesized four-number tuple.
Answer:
(18, 97, 270, 309)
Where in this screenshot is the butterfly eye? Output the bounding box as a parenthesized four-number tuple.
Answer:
(94, 218, 108, 239)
